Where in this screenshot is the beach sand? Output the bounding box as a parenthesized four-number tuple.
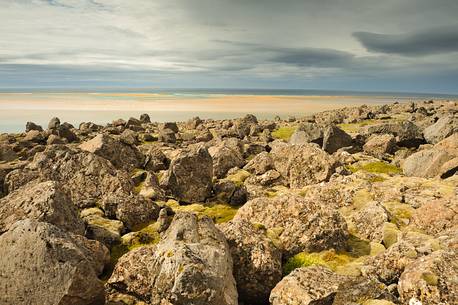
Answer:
(0, 93, 424, 132)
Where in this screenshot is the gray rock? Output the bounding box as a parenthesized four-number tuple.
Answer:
(163, 145, 213, 203)
(48, 117, 60, 129)
(79, 134, 144, 171)
(219, 219, 282, 305)
(25, 121, 43, 132)
(289, 122, 323, 146)
(363, 121, 424, 148)
(0, 219, 108, 305)
(363, 134, 396, 158)
(159, 128, 177, 143)
(234, 193, 348, 256)
(270, 266, 346, 305)
(423, 115, 458, 144)
(244, 151, 274, 175)
(209, 143, 245, 178)
(0, 180, 85, 235)
(161, 122, 179, 133)
(322, 125, 353, 153)
(0, 144, 17, 162)
(402, 148, 453, 178)
(107, 212, 238, 305)
(139, 113, 151, 123)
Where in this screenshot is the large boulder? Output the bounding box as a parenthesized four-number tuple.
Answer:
(0, 144, 17, 162)
(321, 125, 353, 153)
(0, 180, 85, 235)
(144, 146, 169, 171)
(269, 265, 345, 305)
(233, 193, 348, 256)
(289, 123, 323, 146)
(398, 250, 458, 304)
(363, 134, 396, 158)
(423, 115, 458, 144)
(363, 121, 424, 148)
(218, 219, 282, 305)
(402, 149, 453, 178)
(79, 134, 144, 171)
(4, 146, 158, 229)
(243, 151, 274, 175)
(0, 219, 109, 305)
(208, 142, 245, 178)
(107, 212, 238, 305)
(270, 143, 338, 188)
(162, 145, 213, 203)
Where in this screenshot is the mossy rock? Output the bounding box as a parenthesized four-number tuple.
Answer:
(422, 272, 439, 286)
(348, 161, 402, 175)
(271, 126, 297, 141)
(165, 200, 239, 224)
(283, 249, 354, 275)
(382, 222, 400, 248)
(266, 226, 284, 249)
(226, 169, 251, 187)
(337, 119, 379, 133)
(383, 201, 415, 227)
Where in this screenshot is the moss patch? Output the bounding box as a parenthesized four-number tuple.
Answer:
(165, 200, 239, 224)
(337, 119, 378, 133)
(422, 272, 439, 286)
(348, 161, 402, 175)
(226, 169, 251, 187)
(283, 249, 353, 275)
(383, 201, 415, 227)
(271, 126, 296, 141)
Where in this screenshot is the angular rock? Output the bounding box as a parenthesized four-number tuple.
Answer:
(48, 117, 60, 129)
(271, 143, 338, 188)
(289, 122, 323, 146)
(363, 134, 396, 158)
(139, 113, 151, 123)
(423, 115, 458, 144)
(0, 144, 17, 162)
(234, 193, 348, 256)
(398, 250, 458, 305)
(159, 128, 177, 143)
(219, 219, 282, 305)
(161, 122, 179, 133)
(321, 125, 353, 153)
(402, 149, 453, 178)
(209, 143, 245, 178)
(79, 134, 144, 171)
(243, 151, 274, 175)
(0, 180, 85, 235)
(0, 219, 108, 305)
(162, 145, 213, 203)
(270, 266, 345, 305)
(107, 212, 238, 305)
(25, 121, 43, 132)
(363, 121, 424, 148)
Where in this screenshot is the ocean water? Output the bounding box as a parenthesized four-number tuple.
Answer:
(0, 88, 456, 133)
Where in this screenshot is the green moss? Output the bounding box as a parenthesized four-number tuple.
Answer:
(422, 272, 439, 286)
(383, 201, 414, 227)
(266, 227, 284, 248)
(271, 126, 296, 141)
(226, 169, 251, 187)
(348, 161, 402, 175)
(252, 222, 266, 230)
(283, 249, 353, 275)
(347, 161, 402, 175)
(383, 222, 400, 248)
(166, 200, 239, 224)
(347, 234, 371, 257)
(337, 119, 378, 133)
(133, 181, 145, 194)
(283, 252, 328, 275)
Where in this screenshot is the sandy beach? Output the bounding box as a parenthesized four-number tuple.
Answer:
(0, 92, 446, 132)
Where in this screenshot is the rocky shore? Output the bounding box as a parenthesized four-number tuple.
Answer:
(0, 100, 457, 305)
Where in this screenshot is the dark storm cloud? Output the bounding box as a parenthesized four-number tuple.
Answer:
(354, 25, 458, 56)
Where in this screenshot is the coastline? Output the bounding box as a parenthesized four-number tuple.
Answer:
(1, 93, 450, 133)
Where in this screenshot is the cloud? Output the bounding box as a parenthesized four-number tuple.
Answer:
(354, 25, 458, 56)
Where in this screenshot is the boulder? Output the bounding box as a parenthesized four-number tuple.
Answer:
(234, 114, 258, 138)
(46, 134, 66, 145)
(119, 129, 138, 146)
(126, 117, 142, 127)
(423, 115, 458, 144)
(0, 219, 108, 305)
(363, 121, 424, 148)
(271, 143, 338, 188)
(289, 122, 323, 146)
(0, 144, 17, 162)
(139, 113, 151, 123)
(107, 212, 238, 305)
(23, 129, 46, 143)
(79, 134, 144, 171)
(144, 146, 169, 171)
(186, 116, 202, 129)
(402, 149, 452, 178)
(398, 250, 457, 305)
(47, 117, 60, 129)
(54, 124, 78, 142)
(243, 151, 274, 175)
(234, 193, 348, 256)
(4, 146, 135, 210)
(270, 266, 345, 305)
(0, 180, 85, 235)
(162, 145, 213, 203)
(219, 219, 282, 305)
(159, 128, 177, 143)
(161, 122, 179, 133)
(208, 143, 245, 178)
(321, 125, 353, 153)
(363, 134, 396, 158)
(81, 207, 125, 245)
(333, 276, 391, 305)
(25, 121, 43, 132)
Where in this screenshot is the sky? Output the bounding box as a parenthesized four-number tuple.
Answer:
(0, 0, 458, 93)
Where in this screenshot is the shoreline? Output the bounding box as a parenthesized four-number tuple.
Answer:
(0, 93, 455, 133)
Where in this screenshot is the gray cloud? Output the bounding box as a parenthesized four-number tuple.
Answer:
(354, 25, 458, 56)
